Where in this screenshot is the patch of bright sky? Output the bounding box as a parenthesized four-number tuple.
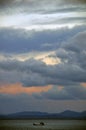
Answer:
(0, 10, 86, 29)
(0, 51, 61, 65)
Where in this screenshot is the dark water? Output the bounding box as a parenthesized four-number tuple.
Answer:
(0, 119, 86, 130)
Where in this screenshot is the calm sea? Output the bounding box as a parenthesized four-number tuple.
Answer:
(0, 119, 86, 130)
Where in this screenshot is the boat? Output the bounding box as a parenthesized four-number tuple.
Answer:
(33, 122, 44, 126)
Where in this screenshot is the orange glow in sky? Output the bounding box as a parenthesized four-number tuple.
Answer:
(57, 86, 64, 91)
(0, 83, 52, 95)
(81, 83, 86, 88)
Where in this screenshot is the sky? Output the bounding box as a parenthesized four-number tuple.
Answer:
(0, 0, 86, 114)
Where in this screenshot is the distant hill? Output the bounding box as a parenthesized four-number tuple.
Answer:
(6, 111, 49, 118)
(0, 110, 86, 119)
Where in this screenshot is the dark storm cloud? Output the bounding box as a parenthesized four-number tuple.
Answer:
(34, 85, 86, 100)
(56, 31, 86, 70)
(0, 14, 86, 100)
(0, 31, 86, 88)
(0, 25, 86, 53)
(0, 30, 86, 89)
(63, 31, 86, 52)
(0, 59, 78, 86)
(0, 59, 51, 86)
(34, 86, 75, 100)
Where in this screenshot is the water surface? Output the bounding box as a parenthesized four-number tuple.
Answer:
(0, 119, 86, 130)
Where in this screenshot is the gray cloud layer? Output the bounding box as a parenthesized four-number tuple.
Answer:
(0, 30, 86, 100)
(1, 0, 86, 7)
(0, 0, 86, 114)
(34, 85, 86, 100)
(0, 93, 86, 114)
(0, 0, 86, 16)
(0, 25, 86, 53)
